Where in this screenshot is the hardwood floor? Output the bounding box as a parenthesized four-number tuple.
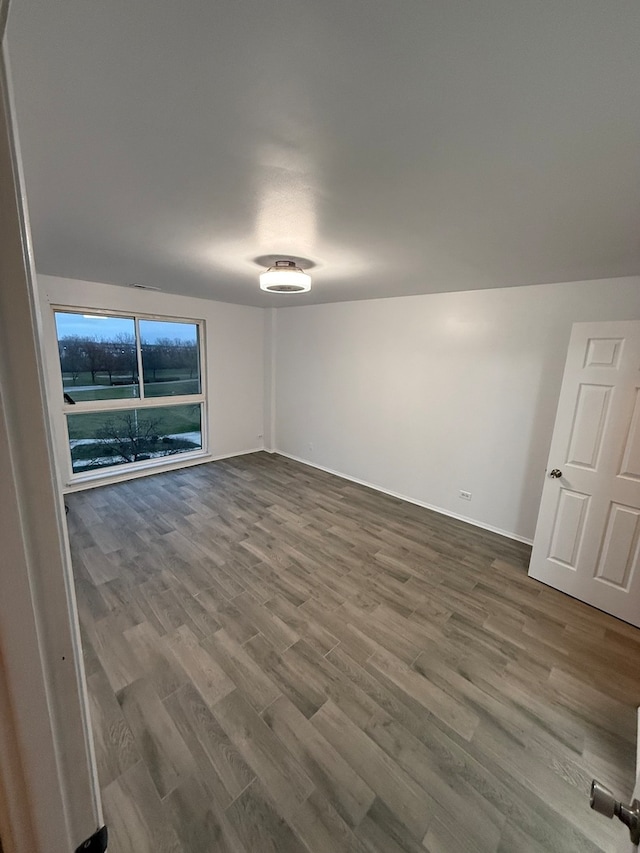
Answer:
(67, 452, 640, 853)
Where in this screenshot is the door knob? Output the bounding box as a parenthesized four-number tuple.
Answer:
(549, 469, 563, 478)
(590, 780, 640, 844)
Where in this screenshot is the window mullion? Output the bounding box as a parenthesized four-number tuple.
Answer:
(133, 394, 205, 409)
(64, 398, 138, 415)
(135, 317, 145, 400)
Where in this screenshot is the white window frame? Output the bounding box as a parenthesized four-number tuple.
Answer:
(53, 305, 208, 484)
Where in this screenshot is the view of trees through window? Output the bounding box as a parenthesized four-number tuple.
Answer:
(55, 311, 204, 473)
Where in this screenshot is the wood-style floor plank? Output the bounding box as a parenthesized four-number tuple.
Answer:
(66, 452, 640, 852)
(101, 761, 183, 853)
(224, 779, 308, 853)
(164, 682, 255, 805)
(117, 677, 197, 798)
(212, 689, 315, 821)
(261, 694, 376, 828)
(312, 700, 437, 840)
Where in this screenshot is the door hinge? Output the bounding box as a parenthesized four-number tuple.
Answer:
(75, 825, 108, 852)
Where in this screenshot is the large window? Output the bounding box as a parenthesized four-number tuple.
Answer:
(55, 310, 205, 475)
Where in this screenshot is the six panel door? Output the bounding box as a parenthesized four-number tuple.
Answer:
(529, 321, 640, 628)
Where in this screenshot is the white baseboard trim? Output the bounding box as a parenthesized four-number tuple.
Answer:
(209, 447, 267, 462)
(63, 446, 266, 493)
(275, 450, 533, 546)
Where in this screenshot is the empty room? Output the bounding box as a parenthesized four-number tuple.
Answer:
(1, 1, 640, 853)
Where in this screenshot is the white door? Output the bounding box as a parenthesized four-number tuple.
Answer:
(529, 321, 640, 628)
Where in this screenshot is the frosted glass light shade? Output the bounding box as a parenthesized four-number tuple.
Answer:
(260, 266, 311, 293)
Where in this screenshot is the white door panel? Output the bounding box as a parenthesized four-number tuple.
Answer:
(529, 321, 640, 627)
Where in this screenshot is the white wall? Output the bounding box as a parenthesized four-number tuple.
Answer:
(263, 308, 276, 452)
(38, 274, 265, 490)
(274, 277, 640, 543)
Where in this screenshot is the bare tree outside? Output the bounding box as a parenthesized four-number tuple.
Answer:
(82, 338, 104, 383)
(141, 336, 198, 382)
(58, 333, 196, 388)
(58, 336, 87, 383)
(114, 332, 137, 382)
(82, 412, 197, 468)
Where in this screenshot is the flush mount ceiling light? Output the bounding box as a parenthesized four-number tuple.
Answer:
(259, 260, 311, 293)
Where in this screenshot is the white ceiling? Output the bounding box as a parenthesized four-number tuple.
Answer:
(7, 0, 640, 307)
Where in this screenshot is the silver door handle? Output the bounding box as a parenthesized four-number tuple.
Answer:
(590, 780, 640, 845)
(549, 469, 563, 478)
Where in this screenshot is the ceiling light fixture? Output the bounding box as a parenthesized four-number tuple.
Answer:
(260, 260, 311, 293)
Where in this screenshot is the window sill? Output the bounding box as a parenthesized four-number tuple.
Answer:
(63, 448, 211, 492)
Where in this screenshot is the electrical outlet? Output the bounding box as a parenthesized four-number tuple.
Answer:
(459, 490, 472, 501)
(257, 434, 263, 439)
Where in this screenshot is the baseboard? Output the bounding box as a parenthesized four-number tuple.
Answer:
(211, 446, 266, 461)
(274, 450, 533, 546)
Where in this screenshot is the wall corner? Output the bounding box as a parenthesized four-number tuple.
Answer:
(263, 307, 277, 452)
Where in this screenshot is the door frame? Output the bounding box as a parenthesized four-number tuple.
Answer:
(0, 10, 102, 851)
